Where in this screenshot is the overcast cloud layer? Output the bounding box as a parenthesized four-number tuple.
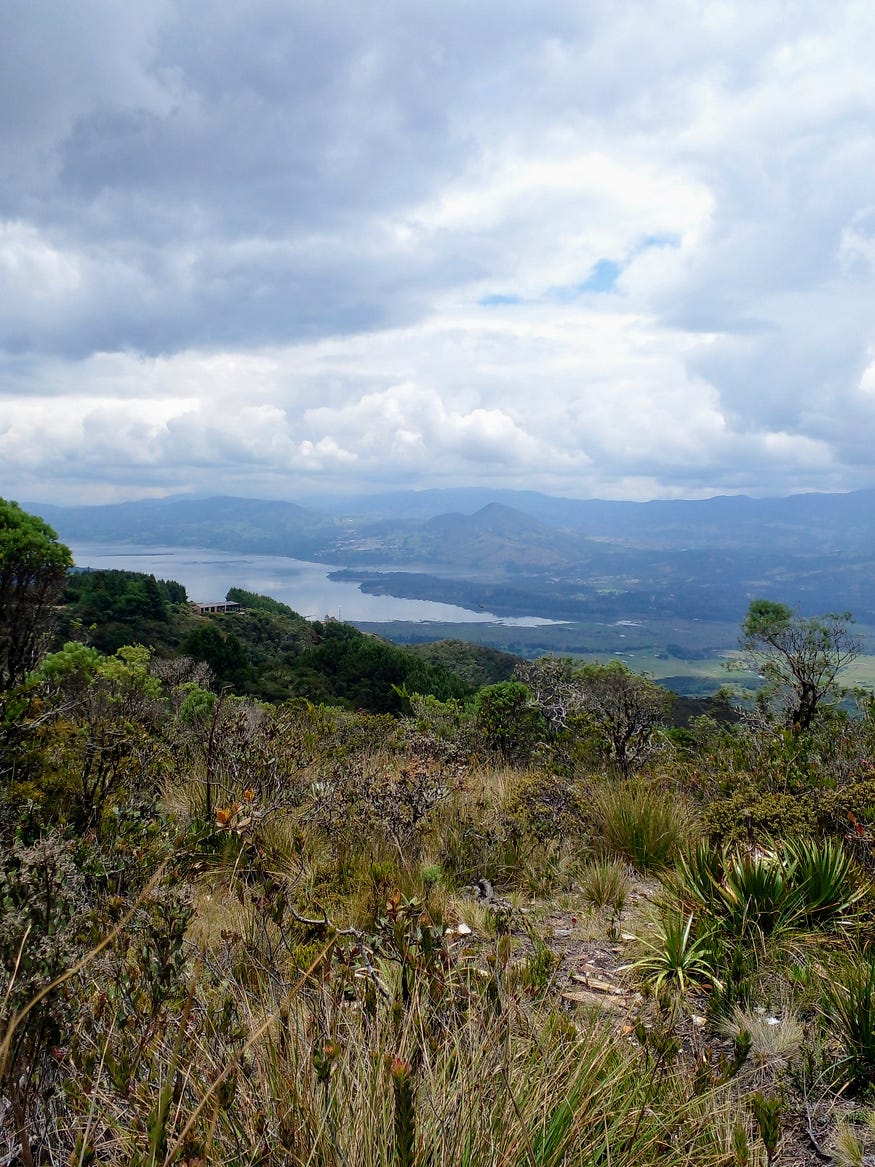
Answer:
(3, 1, 875, 504)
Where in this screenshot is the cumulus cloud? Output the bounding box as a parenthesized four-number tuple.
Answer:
(2, 0, 875, 503)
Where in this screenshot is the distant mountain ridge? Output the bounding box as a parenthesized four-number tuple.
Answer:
(32, 485, 875, 556)
(28, 487, 875, 624)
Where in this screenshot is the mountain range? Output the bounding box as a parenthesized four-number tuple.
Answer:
(30, 487, 875, 625)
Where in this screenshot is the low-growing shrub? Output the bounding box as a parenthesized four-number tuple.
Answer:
(502, 770, 586, 845)
(703, 789, 817, 846)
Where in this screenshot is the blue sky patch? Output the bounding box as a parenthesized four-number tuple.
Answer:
(479, 293, 523, 307)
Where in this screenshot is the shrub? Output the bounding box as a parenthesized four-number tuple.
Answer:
(703, 789, 817, 846)
(782, 836, 867, 927)
(503, 770, 586, 845)
(0, 833, 89, 1166)
(474, 681, 546, 762)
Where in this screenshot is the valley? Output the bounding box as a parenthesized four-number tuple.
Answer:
(34, 486, 875, 695)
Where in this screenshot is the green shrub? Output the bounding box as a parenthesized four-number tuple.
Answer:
(474, 681, 546, 762)
(503, 770, 586, 845)
(818, 777, 875, 833)
(703, 789, 817, 846)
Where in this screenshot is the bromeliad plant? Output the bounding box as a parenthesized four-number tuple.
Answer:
(668, 837, 867, 944)
(628, 836, 869, 1013)
(624, 912, 723, 998)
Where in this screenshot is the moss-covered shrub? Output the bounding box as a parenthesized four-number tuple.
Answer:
(703, 789, 818, 846)
(502, 769, 586, 845)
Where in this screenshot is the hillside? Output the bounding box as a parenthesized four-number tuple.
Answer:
(55, 571, 473, 712)
(4, 532, 875, 1164)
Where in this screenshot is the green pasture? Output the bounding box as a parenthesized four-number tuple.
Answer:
(361, 615, 875, 698)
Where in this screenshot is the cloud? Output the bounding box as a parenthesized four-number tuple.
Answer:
(3, 1, 875, 503)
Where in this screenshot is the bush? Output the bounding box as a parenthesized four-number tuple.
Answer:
(703, 789, 817, 846)
(503, 770, 586, 845)
(474, 681, 546, 762)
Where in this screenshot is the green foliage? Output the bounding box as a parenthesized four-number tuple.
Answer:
(503, 770, 585, 845)
(474, 680, 546, 761)
(822, 958, 875, 1090)
(782, 835, 866, 926)
(590, 778, 697, 872)
(52, 574, 481, 712)
(737, 599, 861, 733)
(25, 642, 164, 824)
(0, 499, 72, 689)
(288, 621, 473, 713)
(625, 913, 722, 996)
(56, 567, 189, 654)
(703, 789, 817, 846)
(63, 568, 183, 622)
(225, 587, 303, 618)
(718, 852, 793, 937)
(670, 837, 865, 945)
(182, 621, 254, 689)
(0, 832, 88, 1166)
(406, 638, 519, 687)
(8, 572, 875, 1163)
(518, 656, 673, 775)
(750, 1092, 783, 1166)
(404, 693, 478, 762)
(389, 1055, 416, 1167)
(575, 660, 674, 776)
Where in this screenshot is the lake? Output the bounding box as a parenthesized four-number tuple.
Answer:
(67, 543, 557, 627)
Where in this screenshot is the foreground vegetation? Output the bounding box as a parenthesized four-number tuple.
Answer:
(6, 499, 875, 1165)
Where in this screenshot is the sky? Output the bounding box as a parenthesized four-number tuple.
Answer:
(3, 1, 875, 506)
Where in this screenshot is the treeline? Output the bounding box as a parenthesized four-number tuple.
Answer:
(57, 568, 188, 651)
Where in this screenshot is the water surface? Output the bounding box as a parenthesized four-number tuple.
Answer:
(68, 543, 557, 627)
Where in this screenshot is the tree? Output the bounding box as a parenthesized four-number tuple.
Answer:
(737, 599, 861, 734)
(0, 500, 72, 689)
(474, 680, 546, 762)
(574, 661, 674, 776)
(28, 642, 163, 825)
(516, 657, 673, 776)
